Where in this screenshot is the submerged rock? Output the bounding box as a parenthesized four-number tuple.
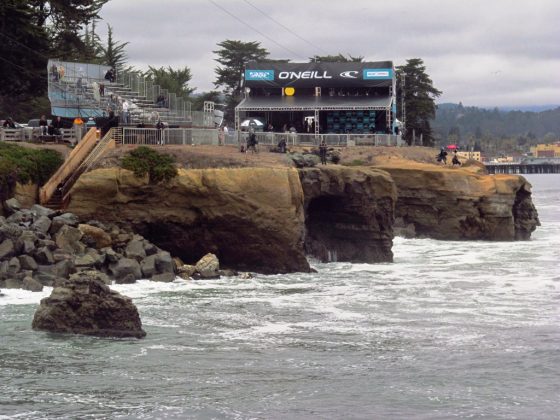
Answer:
(32, 273, 146, 338)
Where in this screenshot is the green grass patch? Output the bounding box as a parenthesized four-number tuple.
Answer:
(0, 143, 64, 202)
(121, 146, 178, 183)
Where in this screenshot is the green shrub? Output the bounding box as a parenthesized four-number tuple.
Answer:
(0, 143, 64, 201)
(344, 159, 365, 166)
(121, 146, 177, 183)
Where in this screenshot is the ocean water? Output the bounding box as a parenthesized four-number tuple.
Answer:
(1, 175, 558, 419)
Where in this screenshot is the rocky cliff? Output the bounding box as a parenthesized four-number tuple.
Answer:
(65, 162, 539, 275)
(67, 167, 310, 274)
(375, 162, 540, 240)
(299, 166, 396, 263)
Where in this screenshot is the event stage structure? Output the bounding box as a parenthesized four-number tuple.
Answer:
(235, 61, 398, 136)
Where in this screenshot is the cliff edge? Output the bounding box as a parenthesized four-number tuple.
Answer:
(375, 161, 540, 240)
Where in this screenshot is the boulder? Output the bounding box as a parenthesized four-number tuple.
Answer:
(140, 255, 157, 278)
(7, 257, 20, 275)
(22, 276, 43, 292)
(155, 251, 175, 274)
(75, 269, 111, 285)
(54, 225, 84, 254)
(54, 259, 76, 278)
(4, 278, 23, 289)
(32, 274, 146, 338)
(110, 258, 142, 283)
(32, 216, 52, 235)
(116, 273, 136, 284)
(100, 247, 120, 264)
(177, 264, 196, 280)
(34, 247, 54, 265)
(78, 224, 112, 249)
(18, 255, 38, 271)
(125, 239, 146, 261)
(4, 198, 22, 214)
(50, 213, 80, 235)
(195, 253, 220, 278)
(151, 272, 175, 283)
(0, 239, 15, 260)
(30, 204, 55, 218)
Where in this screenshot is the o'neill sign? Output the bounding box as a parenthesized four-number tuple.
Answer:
(244, 61, 394, 88)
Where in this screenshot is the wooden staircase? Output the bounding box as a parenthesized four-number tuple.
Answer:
(39, 128, 118, 210)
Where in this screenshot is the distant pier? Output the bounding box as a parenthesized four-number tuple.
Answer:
(485, 158, 560, 174)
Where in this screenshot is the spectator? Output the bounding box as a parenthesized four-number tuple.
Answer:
(50, 116, 63, 136)
(39, 115, 48, 135)
(122, 100, 129, 125)
(2, 117, 16, 128)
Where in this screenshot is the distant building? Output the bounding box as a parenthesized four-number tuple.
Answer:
(530, 142, 560, 158)
(457, 150, 481, 162)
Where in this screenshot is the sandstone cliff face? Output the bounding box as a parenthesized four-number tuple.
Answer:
(299, 167, 396, 263)
(375, 163, 540, 240)
(67, 167, 310, 274)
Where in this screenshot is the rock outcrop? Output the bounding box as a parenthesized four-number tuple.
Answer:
(66, 167, 310, 274)
(376, 162, 540, 240)
(0, 201, 176, 290)
(299, 166, 396, 263)
(32, 273, 146, 338)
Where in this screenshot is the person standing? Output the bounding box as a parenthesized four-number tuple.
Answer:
(39, 115, 48, 135)
(319, 140, 328, 165)
(122, 100, 129, 125)
(156, 120, 165, 145)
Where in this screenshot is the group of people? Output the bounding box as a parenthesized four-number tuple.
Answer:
(437, 147, 461, 166)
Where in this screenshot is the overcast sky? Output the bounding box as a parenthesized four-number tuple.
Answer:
(98, 0, 560, 107)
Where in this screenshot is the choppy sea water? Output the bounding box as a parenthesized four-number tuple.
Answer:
(1, 174, 559, 419)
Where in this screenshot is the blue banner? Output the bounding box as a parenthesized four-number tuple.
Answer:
(245, 70, 274, 81)
(363, 68, 393, 80)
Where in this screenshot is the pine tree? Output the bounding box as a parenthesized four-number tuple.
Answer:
(100, 24, 128, 69)
(213, 40, 269, 121)
(396, 58, 442, 146)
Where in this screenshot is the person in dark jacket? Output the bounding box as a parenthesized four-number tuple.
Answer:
(319, 140, 328, 165)
(2, 117, 16, 128)
(39, 115, 48, 135)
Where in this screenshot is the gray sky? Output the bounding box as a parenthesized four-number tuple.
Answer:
(98, 0, 560, 107)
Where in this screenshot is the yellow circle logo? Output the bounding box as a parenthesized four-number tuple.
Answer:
(284, 87, 295, 96)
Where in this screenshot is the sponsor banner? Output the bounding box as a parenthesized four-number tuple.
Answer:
(363, 68, 393, 80)
(244, 61, 394, 88)
(245, 69, 274, 81)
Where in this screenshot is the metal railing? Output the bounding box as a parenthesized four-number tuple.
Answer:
(121, 127, 218, 145)
(117, 128, 403, 148)
(243, 132, 403, 147)
(1, 127, 78, 143)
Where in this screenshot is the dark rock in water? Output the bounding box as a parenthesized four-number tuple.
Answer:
(140, 255, 157, 278)
(22, 276, 43, 292)
(155, 251, 175, 275)
(195, 253, 220, 278)
(110, 258, 142, 283)
(151, 272, 175, 282)
(32, 274, 146, 338)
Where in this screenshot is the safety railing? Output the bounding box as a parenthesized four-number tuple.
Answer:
(244, 132, 403, 147)
(121, 127, 218, 145)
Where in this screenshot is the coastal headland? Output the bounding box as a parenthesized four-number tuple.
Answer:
(63, 145, 539, 273)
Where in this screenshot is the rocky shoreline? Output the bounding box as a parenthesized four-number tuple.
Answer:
(0, 161, 540, 338)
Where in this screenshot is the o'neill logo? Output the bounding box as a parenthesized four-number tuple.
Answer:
(363, 68, 393, 80)
(245, 70, 274, 81)
(278, 71, 332, 80)
(340, 71, 359, 79)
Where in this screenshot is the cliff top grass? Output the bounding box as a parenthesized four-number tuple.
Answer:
(92, 144, 441, 171)
(0, 142, 64, 201)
